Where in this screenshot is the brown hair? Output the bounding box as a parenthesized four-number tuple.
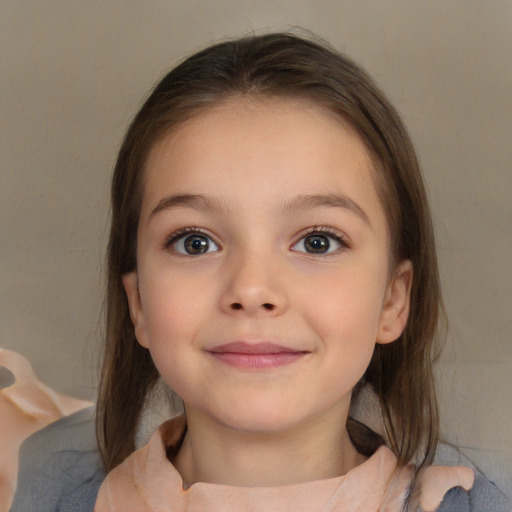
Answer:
(97, 32, 444, 476)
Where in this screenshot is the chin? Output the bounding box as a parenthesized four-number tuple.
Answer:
(208, 400, 307, 434)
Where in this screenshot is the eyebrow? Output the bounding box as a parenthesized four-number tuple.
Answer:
(280, 194, 371, 227)
(150, 192, 370, 227)
(150, 193, 231, 219)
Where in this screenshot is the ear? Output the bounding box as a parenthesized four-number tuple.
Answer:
(376, 260, 413, 344)
(122, 271, 150, 348)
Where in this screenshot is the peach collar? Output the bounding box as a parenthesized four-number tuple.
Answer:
(95, 415, 474, 512)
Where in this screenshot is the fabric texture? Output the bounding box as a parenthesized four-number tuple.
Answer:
(437, 474, 511, 512)
(9, 406, 104, 512)
(94, 415, 509, 512)
(0, 349, 92, 511)
(11, 409, 511, 512)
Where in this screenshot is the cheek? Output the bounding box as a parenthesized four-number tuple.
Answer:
(138, 267, 211, 345)
(297, 264, 387, 389)
(302, 268, 387, 339)
(137, 271, 208, 397)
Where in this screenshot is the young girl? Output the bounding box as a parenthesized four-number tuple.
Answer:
(88, 33, 508, 511)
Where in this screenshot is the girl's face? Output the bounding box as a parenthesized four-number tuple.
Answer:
(123, 98, 411, 433)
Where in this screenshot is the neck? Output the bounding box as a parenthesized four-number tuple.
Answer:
(172, 405, 367, 489)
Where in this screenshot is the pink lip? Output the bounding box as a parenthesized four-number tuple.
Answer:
(207, 342, 308, 369)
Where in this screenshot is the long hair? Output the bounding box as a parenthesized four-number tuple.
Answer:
(97, 32, 444, 474)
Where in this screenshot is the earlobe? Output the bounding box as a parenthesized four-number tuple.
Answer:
(377, 260, 413, 344)
(122, 271, 150, 348)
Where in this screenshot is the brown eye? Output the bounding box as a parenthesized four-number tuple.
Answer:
(304, 234, 331, 253)
(172, 233, 219, 255)
(291, 231, 345, 254)
(184, 235, 209, 254)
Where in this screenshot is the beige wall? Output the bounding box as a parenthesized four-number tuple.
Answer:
(2, 0, 511, 491)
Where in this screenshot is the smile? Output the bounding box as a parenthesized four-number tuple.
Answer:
(206, 342, 309, 370)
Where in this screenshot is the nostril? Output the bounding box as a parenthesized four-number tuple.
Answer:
(229, 302, 276, 311)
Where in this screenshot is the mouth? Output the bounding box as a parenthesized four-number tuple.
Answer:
(206, 342, 309, 370)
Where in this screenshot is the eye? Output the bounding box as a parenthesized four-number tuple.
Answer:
(291, 230, 346, 254)
(167, 230, 220, 255)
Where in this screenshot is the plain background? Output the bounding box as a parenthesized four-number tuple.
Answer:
(2, 0, 511, 494)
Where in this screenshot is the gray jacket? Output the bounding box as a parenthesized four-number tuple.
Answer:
(10, 407, 511, 512)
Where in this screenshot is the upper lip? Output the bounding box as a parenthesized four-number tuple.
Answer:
(207, 342, 306, 354)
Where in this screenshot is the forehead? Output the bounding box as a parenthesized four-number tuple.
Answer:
(141, 97, 386, 231)
(144, 96, 372, 174)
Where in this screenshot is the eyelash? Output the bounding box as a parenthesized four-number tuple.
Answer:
(163, 227, 217, 249)
(292, 226, 349, 252)
(163, 225, 349, 254)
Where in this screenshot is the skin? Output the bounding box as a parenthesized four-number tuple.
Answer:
(123, 97, 412, 488)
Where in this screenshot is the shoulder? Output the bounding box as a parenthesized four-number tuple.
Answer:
(95, 419, 183, 511)
(435, 473, 511, 512)
(10, 406, 105, 512)
(430, 442, 511, 511)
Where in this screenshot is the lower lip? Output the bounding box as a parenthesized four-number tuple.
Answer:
(208, 352, 306, 369)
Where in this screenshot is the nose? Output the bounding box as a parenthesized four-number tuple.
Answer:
(219, 250, 288, 316)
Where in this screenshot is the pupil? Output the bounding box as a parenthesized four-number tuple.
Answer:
(185, 235, 208, 254)
(306, 235, 329, 253)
